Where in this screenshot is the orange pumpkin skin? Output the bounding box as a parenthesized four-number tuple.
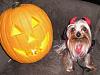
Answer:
(0, 4, 53, 63)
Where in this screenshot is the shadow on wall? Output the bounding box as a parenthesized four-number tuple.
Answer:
(82, 0, 100, 5)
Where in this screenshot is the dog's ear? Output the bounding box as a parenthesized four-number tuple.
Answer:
(61, 27, 68, 40)
(82, 16, 91, 26)
(70, 16, 78, 24)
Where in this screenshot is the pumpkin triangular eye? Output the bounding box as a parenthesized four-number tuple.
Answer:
(31, 17, 38, 28)
(11, 26, 22, 36)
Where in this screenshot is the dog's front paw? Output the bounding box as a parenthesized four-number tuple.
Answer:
(86, 65, 96, 71)
(66, 66, 74, 72)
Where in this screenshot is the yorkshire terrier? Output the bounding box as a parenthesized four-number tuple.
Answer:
(56, 16, 96, 72)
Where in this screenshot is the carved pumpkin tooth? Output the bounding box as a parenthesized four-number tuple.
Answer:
(31, 49, 38, 54)
(26, 50, 33, 56)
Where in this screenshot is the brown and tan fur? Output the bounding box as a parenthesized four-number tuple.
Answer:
(56, 19, 96, 72)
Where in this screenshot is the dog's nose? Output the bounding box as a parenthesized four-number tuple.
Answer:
(76, 31, 81, 37)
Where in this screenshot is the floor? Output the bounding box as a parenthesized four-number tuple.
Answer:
(0, 40, 100, 75)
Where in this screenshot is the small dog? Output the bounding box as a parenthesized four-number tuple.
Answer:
(56, 16, 96, 72)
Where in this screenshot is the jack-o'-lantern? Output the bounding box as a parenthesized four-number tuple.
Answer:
(0, 2, 53, 63)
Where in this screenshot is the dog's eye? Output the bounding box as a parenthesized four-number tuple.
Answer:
(71, 27, 75, 32)
(82, 26, 87, 31)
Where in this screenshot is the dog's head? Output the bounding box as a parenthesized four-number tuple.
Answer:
(67, 16, 91, 41)
(63, 16, 92, 58)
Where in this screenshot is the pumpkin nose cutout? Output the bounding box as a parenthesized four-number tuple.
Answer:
(28, 35, 35, 43)
(76, 31, 81, 38)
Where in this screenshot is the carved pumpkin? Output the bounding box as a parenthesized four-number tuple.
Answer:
(0, 3, 53, 63)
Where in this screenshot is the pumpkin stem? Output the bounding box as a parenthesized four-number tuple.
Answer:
(12, 2, 21, 8)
